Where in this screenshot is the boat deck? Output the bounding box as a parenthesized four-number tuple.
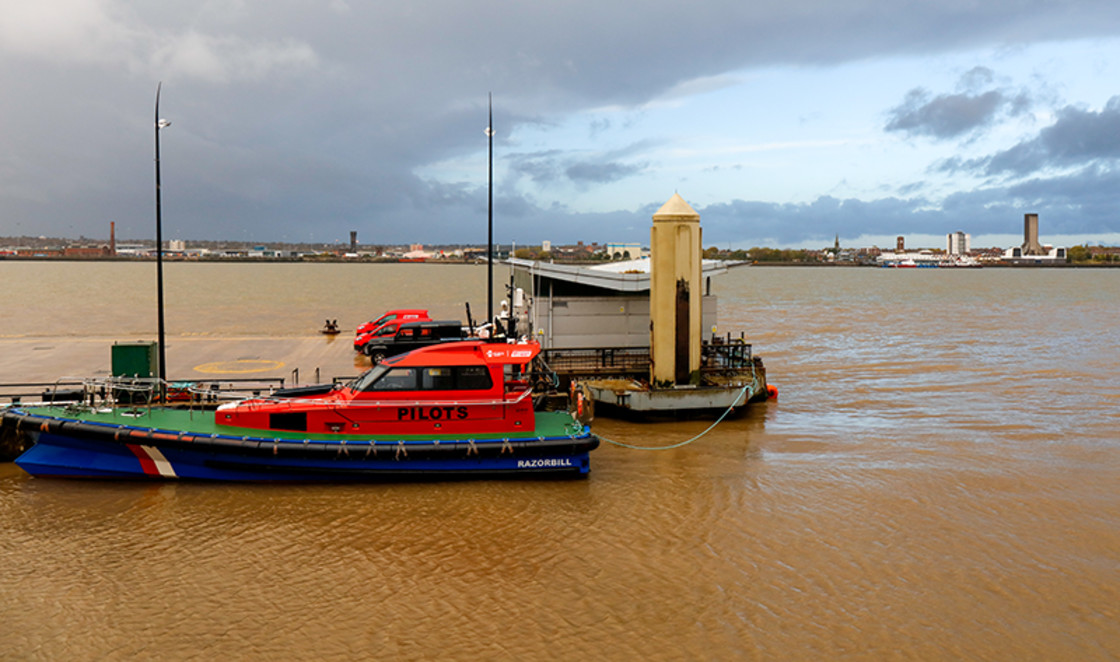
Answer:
(11, 405, 585, 443)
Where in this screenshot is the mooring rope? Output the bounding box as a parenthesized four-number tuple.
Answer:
(598, 380, 753, 451)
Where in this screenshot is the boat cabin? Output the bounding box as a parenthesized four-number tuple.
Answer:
(217, 340, 541, 437)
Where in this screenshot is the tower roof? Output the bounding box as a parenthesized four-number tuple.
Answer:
(652, 193, 699, 222)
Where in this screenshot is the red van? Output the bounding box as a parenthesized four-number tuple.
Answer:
(353, 309, 431, 351)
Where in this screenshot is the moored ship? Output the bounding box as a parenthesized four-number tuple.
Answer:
(4, 340, 598, 481)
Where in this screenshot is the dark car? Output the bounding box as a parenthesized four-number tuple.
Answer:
(361, 320, 466, 363)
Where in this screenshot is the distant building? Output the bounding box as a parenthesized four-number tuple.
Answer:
(1002, 213, 1066, 265)
(1021, 213, 1045, 256)
(605, 242, 644, 260)
(62, 246, 111, 258)
(947, 231, 970, 256)
(115, 243, 149, 256)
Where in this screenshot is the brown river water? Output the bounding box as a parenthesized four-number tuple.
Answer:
(1, 261, 1119, 660)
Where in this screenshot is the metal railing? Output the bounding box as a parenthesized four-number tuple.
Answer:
(539, 337, 758, 387)
(0, 376, 288, 406)
(542, 347, 652, 376)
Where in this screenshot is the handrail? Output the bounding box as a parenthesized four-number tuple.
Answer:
(226, 386, 535, 411)
(0, 375, 288, 405)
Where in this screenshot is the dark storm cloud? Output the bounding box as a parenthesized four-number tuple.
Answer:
(886, 89, 1008, 138)
(938, 96, 1120, 177)
(3, 0, 1120, 243)
(885, 67, 1032, 140)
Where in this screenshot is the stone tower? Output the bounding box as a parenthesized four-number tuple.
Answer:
(1022, 213, 1044, 255)
(649, 193, 702, 385)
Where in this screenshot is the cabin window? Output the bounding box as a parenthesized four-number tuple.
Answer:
(354, 365, 493, 391)
(457, 366, 492, 390)
(416, 366, 493, 390)
(422, 367, 456, 390)
(364, 367, 418, 391)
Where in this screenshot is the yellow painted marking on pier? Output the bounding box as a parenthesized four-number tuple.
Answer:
(193, 359, 285, 374)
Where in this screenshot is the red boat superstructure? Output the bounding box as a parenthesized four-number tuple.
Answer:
(218, 340, 540, 437)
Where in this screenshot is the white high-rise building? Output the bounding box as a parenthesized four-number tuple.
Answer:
(947, 231, 971, 256)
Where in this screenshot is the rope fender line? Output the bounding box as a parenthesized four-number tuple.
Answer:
(598, 381, 753, 451)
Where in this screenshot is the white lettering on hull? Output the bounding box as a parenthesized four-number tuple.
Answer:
(516, 458, 574, 469)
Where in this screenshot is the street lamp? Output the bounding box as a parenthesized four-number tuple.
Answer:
(154, 83, 171, 391)
(485, 93, 494, 330)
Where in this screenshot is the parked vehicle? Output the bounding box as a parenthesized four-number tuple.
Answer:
(361, 320, 466, 363)
(353, 309, 431, 351)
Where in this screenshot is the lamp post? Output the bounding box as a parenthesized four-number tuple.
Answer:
(154, 83, 171, 390)
(485, 93, 494, 330)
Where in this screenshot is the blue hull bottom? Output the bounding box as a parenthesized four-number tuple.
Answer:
(5, 404, 598, 482)
(17, 431, 592, 481)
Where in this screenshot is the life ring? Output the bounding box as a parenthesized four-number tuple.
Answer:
(766, 384, 778, 400)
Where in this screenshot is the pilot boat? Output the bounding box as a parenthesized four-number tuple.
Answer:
(4, 340, 598, 481)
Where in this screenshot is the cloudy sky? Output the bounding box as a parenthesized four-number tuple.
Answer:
(2, 0, 1119, 249)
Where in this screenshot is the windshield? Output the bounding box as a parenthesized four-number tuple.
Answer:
(347, 364, 391, 391)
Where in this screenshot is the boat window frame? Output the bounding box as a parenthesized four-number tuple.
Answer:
(420, 365, 493, 391)
(352, 364, 494, 392)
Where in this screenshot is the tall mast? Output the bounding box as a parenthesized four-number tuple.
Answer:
(154, 83, 168, 390)
(486, 93, 494, 330)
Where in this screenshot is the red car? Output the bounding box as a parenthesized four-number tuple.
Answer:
(354, 309, 431, 351)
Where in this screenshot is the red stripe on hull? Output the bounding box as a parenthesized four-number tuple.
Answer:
(126, 444, 160, 476)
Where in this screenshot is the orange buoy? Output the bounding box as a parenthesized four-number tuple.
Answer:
(766, 384, 778, 400)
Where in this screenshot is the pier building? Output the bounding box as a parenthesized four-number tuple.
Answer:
(510, 194, 768, 416)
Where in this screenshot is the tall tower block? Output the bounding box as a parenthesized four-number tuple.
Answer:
(650, 193, 703, 385)
(1022, 213, 1044, 255)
